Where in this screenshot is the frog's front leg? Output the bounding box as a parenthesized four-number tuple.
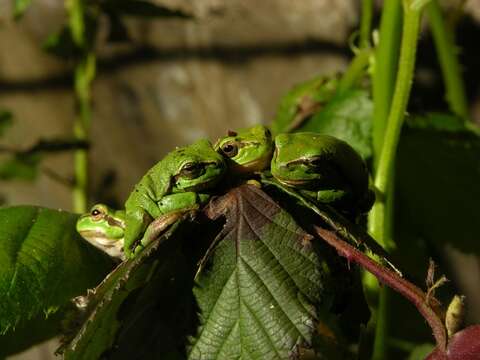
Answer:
(131, 192, 209, 254)
(133, 211, 189, 256)
(124, 207, 152, 256)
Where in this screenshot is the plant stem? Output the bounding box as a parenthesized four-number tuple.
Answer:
(72, 53, 95, 213)
(337, 48, 371, 94)
(372, 0, 402, 161)
(315, 226, 447, 351)
(360, 0, 374, 49)
(66, 0, 96, 213)
(374, 5, 421, 196)
(370, 2, 424, 358)
(426, 0, 469, 120)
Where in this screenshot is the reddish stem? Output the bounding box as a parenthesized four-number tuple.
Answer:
(314, 226, 447, 352)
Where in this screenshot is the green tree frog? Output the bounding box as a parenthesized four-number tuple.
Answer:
(271, 132, 374, 215)
(76, 204, 126, 259)
(214, 125, 274, 174)
(124, 139, 226, 257)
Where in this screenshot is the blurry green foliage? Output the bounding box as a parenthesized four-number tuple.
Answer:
(13, 0, 32, 19)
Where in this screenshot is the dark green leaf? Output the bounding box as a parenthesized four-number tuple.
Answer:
(61, 218, 199, 360)
(0, 206, 114, 334)
(43, 11, 97, 59)
(0, 154, 40, 181)
(101, 0, 192, 18)
(13, 0, 32, 20)
(0, 311, 65, 357)
(43, 27, 81, 59)
(189, 185, 334, 359)
(396, 114, 480, 254)
(0, 111, 13, 137)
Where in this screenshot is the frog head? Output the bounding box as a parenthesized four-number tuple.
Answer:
(214, 125, 274, 174)
(271, 132, 366, 189)
(76, 204, 126, 258)
(170, 139, 226, 193)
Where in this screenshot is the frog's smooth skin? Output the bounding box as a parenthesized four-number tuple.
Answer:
(214, 125, 274, 174)
(271, 132, 373, 214)
(76, 204, 126, 260)
(124, 139, 226, 257)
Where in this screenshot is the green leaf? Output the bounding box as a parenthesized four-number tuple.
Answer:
(13, 0, 32, 20)
(407, 343, 435, 360)
(61, 218, 198, 360)
(271, 76, 338, 135)
(271, 77, 372, 159)
(396, 114, 480, 254)
(0, 206, 114, 334)
(299, 89, 373, 160)
(0, 154, 40, 181)
(189, 185, 334, 359)
(0, 311, 65, 358)
(101, 0, 192, 18)
(0, 110, 13, 137)
(43, 27, 81, 59)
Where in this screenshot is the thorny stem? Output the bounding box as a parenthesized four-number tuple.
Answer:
(314, 226, 447, 351)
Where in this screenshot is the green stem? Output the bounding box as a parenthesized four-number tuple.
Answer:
(360, 0, 374, 49)
(370, 3, 423, 358)
(337, 49, 371, 94)
(426, 0, 469, 120)
(72, 53, 96, 213)
(66, 0, 96, 213)
(372, 0, 402, 162)
(374, 6, 421, 195)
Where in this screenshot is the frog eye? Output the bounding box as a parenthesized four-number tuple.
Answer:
(180, 162, 203, 179)
(220, 142, 239, 158)
(308, 157, 324, 168)
(90, 207, 104, 220)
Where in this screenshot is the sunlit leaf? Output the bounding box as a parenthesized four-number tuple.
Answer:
(271, 76, 338, 135)
(299, 89, 373, 159)
(189, 185, 336, 359)
(0, 206, 114, 334)
(271, 78, 372, 159)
